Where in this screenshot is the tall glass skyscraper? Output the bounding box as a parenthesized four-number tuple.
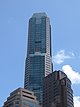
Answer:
(24, 13, 52, 104)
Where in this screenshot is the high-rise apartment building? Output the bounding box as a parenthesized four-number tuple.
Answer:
(24, 12, 52, 104)
(43, 71, 74, 107)
(3, 88, 40, 107)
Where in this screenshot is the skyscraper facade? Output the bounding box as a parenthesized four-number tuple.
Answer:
(43, 71, 74, 107)
(24, 13, 52, 104)
(3, 88, 40, 107)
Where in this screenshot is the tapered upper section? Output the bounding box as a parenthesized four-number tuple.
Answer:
(27, 12, 51, 56)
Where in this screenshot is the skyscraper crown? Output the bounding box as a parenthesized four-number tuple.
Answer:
(32, 12, 47, 18)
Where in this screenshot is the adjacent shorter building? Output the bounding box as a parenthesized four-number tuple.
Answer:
(43, 70, 74, 107)
(3, 87, 41, 107)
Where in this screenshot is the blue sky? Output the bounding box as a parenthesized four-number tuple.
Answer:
(0, 0, 80, 106)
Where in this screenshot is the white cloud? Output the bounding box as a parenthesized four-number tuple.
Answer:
(74, 96, 80, 107)
(53, 50, 74, 64)
(62, 65, 80, 84)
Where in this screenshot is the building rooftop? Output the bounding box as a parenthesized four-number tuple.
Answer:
(32, 12, 47, 18)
